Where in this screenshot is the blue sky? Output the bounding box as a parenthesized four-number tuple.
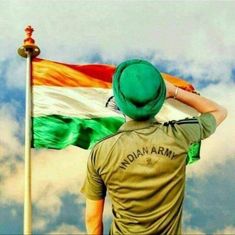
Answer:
(0, 0, 235, 234)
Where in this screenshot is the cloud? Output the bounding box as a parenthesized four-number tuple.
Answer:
(183, 227, 205, 235)
(4, 58, 26, 89)
(182, 211, 206, 234)
(184, 158, 235, 233)
(1, 145, 89, 232)
(1, 1, 235, 118)
(0, 101, 24, 193)
(33, 217, 48, 232)
(186, 81, 235, 177)
(0, 102, 23, 160)
(103, 197, 112, 220)
(1, 1, 235, 233)
(10, 208, 17, 217)
(2, 1, 235, 63)
(48, 223, 84, 235)
(165, 60, 234, 86)
(1, 146, 89, 213)
(215, 226, 235, 234)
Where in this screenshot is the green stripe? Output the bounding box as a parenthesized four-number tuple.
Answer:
(32, 115, 125, 149)
(33, 115, 200, 165)
(186, 142, 201, 164)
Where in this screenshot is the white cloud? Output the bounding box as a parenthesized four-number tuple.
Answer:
(215, 226, 235, 235)
(1, 0, 235, 118)
(186, 82, 235, 177)
(5, 58, 26, 89)
(1, 1, 235, 79)
(33, 217, 48, 231)
(0, 112, 88, 228)
(1, 161, 24, 204)
(1, 1, 235, 232)
(1, 146, 89, 215)
(182, 211, 206, 235)
(183, 226, 205, 235)
(0, 103, 23, 160)
(0, 102, 24, 188)
(48, 223, 84, 235)
(103, 196, 112, 220)
(182, 210, 192, 225)
(166, 60, 233, 84)
(10, 208, 17, 217)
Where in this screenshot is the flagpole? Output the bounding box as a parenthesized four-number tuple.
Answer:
(18, 26, 40, 235)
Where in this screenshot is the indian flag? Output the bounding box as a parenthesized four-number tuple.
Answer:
(32, 58, 125, 149)
(32, 58, 199, 163)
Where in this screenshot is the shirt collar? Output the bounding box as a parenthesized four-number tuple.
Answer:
(119, 118, 159, 132)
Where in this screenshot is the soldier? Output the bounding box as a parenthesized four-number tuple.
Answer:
(81, 59, 227, 235)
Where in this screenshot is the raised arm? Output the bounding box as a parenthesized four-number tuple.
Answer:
(165, 81, 227, 126)
(85, 198, 105, 235)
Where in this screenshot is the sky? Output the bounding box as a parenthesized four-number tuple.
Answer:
(0, 0, 235, 234)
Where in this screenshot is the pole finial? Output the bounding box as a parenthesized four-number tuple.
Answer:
(24, 25, 35, 45)
(18, 25, 40, 58)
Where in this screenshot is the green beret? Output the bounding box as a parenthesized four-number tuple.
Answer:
(113, 59, 166, 120)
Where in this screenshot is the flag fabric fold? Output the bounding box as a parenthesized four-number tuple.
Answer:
(32, 58, 200, 164)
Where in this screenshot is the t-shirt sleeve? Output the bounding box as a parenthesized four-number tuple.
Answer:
(80, 147, 106, 200)
(175, 112, 217, 146)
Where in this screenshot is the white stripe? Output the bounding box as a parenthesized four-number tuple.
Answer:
(33, 86, 122, 118)
(33, 86, 198, 121)
(156, 99, 199, 122)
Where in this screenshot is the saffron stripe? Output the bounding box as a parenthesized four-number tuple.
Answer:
(33, 58, 116, 82)
(161, 73, 195, 91)
(32, 58, 195, 91)
(32, 58, 114, 88)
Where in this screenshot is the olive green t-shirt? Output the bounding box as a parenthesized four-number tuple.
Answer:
(81, 113, 216, 235)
